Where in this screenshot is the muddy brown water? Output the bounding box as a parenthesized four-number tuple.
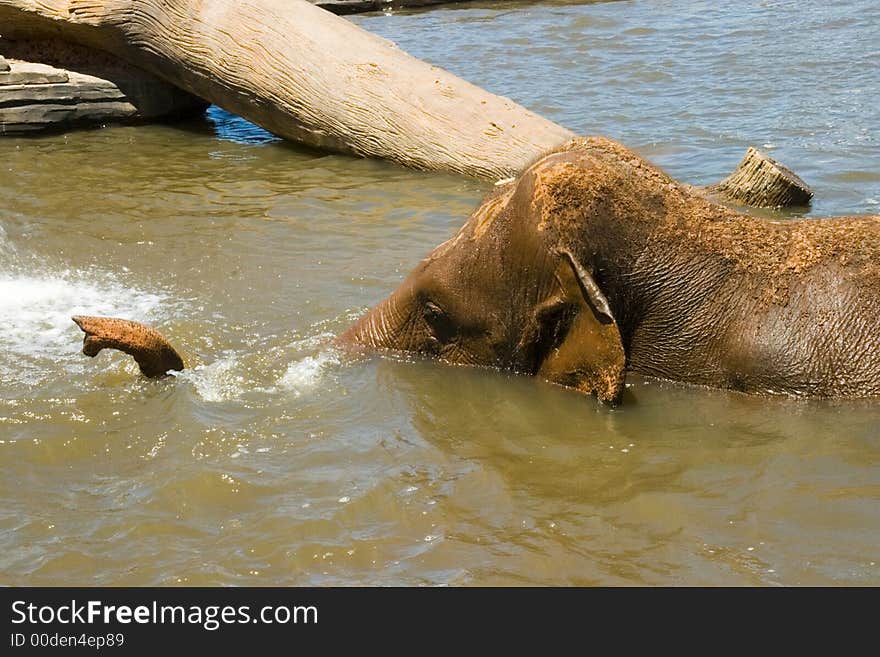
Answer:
(1, 0, 878, 585)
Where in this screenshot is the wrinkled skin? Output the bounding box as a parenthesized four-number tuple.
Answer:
(338, 137, 880, 403)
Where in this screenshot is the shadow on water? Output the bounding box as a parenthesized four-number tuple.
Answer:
(171, 105, 341, 163)
(203, 106, 280, 145)
(172, 105, 323, 155)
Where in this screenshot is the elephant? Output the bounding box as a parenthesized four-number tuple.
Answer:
(70, 137, 880, 404)
(337, 137, 880, 403)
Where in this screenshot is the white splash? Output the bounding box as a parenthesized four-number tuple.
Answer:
(179, 332, 341, 403)
(278, 348, 340, 396)
(0, 267, 169, 383)
(176, 353, 244, 403)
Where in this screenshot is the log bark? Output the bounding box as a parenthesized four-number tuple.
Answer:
(710, 147, 812, 208)
(0, 0, 574, 179)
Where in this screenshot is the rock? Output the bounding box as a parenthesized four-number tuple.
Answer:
(0, 60, 69, 85)
(0, 40, 207, 134)
(0, 55, 10, 71)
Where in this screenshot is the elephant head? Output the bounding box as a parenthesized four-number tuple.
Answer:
(338, 140, 628, 403)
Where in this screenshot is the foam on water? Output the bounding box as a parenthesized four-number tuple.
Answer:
(176, 352, 245, 403)
(275, 332, 341, 397)
(175, 332, 342, 403)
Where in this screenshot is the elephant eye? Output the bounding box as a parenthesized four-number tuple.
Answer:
(423, 301, 444, 320)
(423, 301, 455, 342)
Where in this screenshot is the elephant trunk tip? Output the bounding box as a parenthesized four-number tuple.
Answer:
(71, 315, 185, 378)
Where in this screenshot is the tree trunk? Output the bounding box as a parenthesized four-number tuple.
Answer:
(0, 0, 574, 179)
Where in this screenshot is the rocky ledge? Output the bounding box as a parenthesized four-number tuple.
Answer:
(0, 40, 206, 135)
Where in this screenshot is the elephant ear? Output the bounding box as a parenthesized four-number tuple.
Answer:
(535, 249, 626, 404)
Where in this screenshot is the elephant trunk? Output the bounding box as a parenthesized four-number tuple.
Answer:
(335, 288, 412, 352)
(72, 315, 185, 377)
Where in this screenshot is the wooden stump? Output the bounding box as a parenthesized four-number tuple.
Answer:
(711, 147, 812, 208)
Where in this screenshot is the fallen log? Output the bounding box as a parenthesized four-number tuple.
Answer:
(0, 0, 811, 207)
(0, 0, 575, 179)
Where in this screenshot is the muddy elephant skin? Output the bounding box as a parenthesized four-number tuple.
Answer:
(338, 137, 880, 403)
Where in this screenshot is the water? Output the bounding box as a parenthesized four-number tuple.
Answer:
(1, 0, 878, 585)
